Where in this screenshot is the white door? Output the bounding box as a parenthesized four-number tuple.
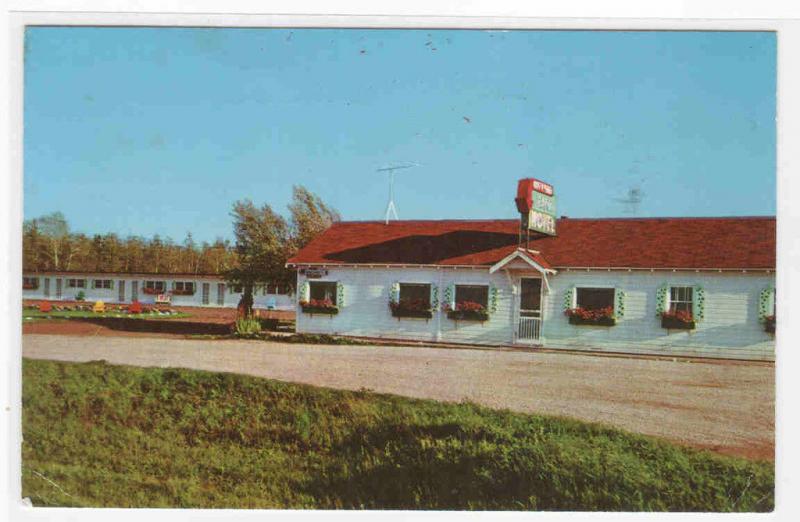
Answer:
(517, 278, 542, 343)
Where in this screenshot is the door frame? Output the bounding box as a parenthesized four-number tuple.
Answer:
(515, 276, 544, 345)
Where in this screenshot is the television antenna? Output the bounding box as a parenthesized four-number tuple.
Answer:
(376, 162, 420, 224)
(614, 183, 645, 215)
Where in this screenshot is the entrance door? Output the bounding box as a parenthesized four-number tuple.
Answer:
(55, 279, 63, 299)
(118, 280, 125, 302)
(131, 281, 138, 301)
(517, 278, 542, 343)
(216, 283, 225, 306)
(43, 278, 50, 298)
(202, 282, 210, 305)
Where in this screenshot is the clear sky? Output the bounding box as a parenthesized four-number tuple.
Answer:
(24, 27, 776, 243)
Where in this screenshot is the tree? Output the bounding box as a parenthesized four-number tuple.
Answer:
(226, 200, 290, 316)
(35, 212, 70, 270)
(288, 185, 341, 252)
(22, 219, 44, 271)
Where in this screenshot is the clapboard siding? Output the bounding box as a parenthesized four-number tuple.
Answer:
(296, 267, 775, 361)
(542, 271, 775, 361)
(21, 273, 294, 309)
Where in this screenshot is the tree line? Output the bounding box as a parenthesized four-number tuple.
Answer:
(23, 186, 340, 292)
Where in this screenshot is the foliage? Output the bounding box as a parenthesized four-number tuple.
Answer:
(564, 306, 615, 321)
(288, 185, 341, 252)
(389, 299, 431, 313)
(21, 359, 773, 510)
(299, 299, 338, 314)
(75, 291, 86, 301)
(234, 317, 262, 337)
(659, 310, 694, 324)
(127, 301, 143, 314)
(38, 302, 52, 313)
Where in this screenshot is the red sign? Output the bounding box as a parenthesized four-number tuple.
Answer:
(532, 179, 554, 197)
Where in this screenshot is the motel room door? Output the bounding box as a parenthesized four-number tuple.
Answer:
(517, 277, 542, 344)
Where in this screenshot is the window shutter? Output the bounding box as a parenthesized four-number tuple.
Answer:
(489, 285, 499, 314)
(336, 281, 345, 307)
(614, 288, 625, 318)
(390, 282, 400, 304)
(430, 284, 439, 309)
(299, 281, 310, 303)
(443, 284, 455, 310)
(563, 287, 575, 311)
(693, 285, 705, 322)
(758, 287, 775, 322)
(656, 283, 669, 317)
(110, 280, 115, 290)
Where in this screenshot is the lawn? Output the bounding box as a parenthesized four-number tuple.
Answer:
(23, 309, 189, 321)
(21, 358, 774, 511)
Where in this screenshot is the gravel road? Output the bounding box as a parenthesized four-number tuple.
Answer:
(22, 334, 774, 460)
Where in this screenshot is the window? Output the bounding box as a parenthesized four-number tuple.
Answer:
(455, 285, 489, 308)
(399, 283, 431, 307)
(309, 281, 337, 305)
(92, 279, 113, 289)
(144, 280, 166, 292)
(576, 288, 614, 311)
(230, 284, 243, 294)
(67, 278, 86, 289)
(669, 286, 694, 314)
(23, 276, 39, 289)
(173, 281, 195, 294)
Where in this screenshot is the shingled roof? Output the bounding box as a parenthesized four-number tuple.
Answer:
(286, 216, 776, 270)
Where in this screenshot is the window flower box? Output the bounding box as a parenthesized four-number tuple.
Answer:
(660, 311, 696, 330)
(390, 299, 433, 319)
(446, 309, 489, 321)
(172, 288, 195, 296)
(300, 299, 338, 315)
(564, 306, 616, 327)
(23, 283, 38, 290)
(764, 315, 775, 334)
(142, 287, 164, 295)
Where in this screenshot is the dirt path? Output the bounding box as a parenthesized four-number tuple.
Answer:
(22, 334, 774, 461)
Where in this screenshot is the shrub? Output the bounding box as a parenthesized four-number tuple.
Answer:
(235, 316, 262, 337)
(127, 301, 143, 314)
(75, 291, 86, 301)
(38, 302, 52, 313)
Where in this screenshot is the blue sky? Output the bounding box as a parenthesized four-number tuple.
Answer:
(24, 28, 776, 243)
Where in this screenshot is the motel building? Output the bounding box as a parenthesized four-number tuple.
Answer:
(287, 179, 776, 361)
(22, 272, 295, 310)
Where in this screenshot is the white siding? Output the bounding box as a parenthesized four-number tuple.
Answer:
(295, 267, 776, 361)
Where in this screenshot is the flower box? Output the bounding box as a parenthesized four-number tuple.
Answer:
(391, 308, 433, 319)
(446, 310, 489, 322)
(764, 316, 775, 334)
(300, 304, 338, 315)
(568, 315, 617, 327)
(23, 283, 38, 290)
(142, 287, 164, 295)
(661, 316, 695, 330)
(172, 289, 195, 296)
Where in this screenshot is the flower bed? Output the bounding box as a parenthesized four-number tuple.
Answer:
(300, 299, 338, 315)
(660, 310, 695, 330)
(564, 306, 616, 327)
(764, 315, 775, 334)
(390, 299, 433, 319)
(444, 301, 489, 322)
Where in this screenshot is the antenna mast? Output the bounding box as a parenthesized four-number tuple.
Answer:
(376, 163, 419, 224)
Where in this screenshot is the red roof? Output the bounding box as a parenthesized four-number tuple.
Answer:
(287, 216, 776, 270)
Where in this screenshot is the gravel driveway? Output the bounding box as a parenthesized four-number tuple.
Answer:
(22, 334, 774, 460)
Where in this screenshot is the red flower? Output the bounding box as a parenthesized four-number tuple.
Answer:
(455, 301, 486, 313)
(38, 302, 52, 313)
(390, 299, 431, 313)
(660, 309, 694, 323)
(127, 301, 143, 314)
(300, 298, 336, 310)
(564, 306, 614, 320)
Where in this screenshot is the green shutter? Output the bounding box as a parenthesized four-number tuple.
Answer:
(614, 288, 625, 319)
(336, 281, 344, 307)
(655, 283, 669, 317)
(758, 287, 775, 323)
(390, 282, 400, 304)
(563, 287, 575, 311)
(299, 281, 310, 303)
(489, 285, 499, 314)
(443, 284, 455, 310)
(430, 284, 439, 309)
(693, 286, 705, 322)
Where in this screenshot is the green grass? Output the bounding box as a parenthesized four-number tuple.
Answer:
(21, 358, 774, 511)
(23, 310, 189, 321)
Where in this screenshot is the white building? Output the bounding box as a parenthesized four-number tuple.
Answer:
(22, 272, 295, 310)
(287, 216, 776, 361)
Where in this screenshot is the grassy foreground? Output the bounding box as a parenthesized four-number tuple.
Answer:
(21, 358, 773, 511)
